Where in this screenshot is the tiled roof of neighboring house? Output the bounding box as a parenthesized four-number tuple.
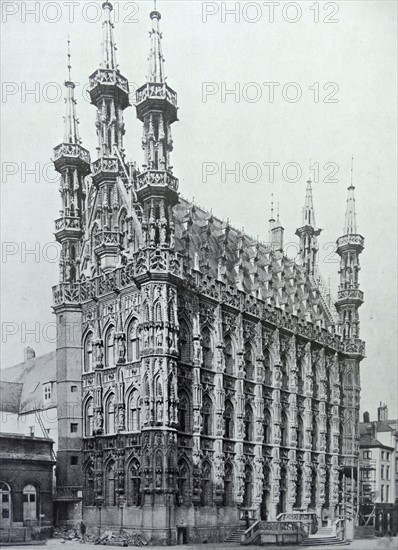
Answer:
(172, 198, 336, 328)
(376, 420, 398, 432)
(360, 432, 394, 450)
(0, 351, 56, 414)
(0, 381, 23, 413)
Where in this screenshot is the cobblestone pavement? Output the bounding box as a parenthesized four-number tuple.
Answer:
(6, 536, 397, 550)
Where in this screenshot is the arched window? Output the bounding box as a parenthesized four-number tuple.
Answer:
(127, 319, 139, 362)
(178, 391, 191, 433)
(297, 415, 304, 449)
(119, 210, 128, 250)
(201, 461, 213, 506)
(245, 405, 253, 442)
(105, 326, 116, 368)
(202, 395, 213, 436)
(22, 484, 37, 521)
(243, 465, 253, 507)
(127, 389, 140, 432)
(154, 302, 162, 323)
(224, 463, 234, 506)
(178, 461, 190, 505)
(105, 394, 116, 435)
(244, 342, 255, 381)
(281, 411, 288, 447)
(105, 461, 116, 506)
(84, 397, 94, 437)
(224, 335, 235, 375)
(312, 419, 318, 451)
(84, 332, 94, 373)
(295, 466, 303, 509)
(127, 459, 141, 506)
(0, 483, 11, 526)
(264, 348, 271, 386)
(85, 464, 95, 506)
(280, 355, 289, 390)
(224, 400, 234, 439)
(297, 359, 304, 394)
(263, 408, 271, 444)
(202, 327, 213, 370)
(179, 321, 191, 363)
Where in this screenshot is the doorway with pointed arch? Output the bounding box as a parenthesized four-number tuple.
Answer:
(0, 482, 12, 527)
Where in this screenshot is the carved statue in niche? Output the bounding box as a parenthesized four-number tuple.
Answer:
(94, 409, 103, 432)
(156, 327, 163, 347)
(118, 407, 125, 431)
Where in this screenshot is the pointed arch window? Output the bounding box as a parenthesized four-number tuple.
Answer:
(202, 327, 213, 370)
(84, 397, 94, 437)
(201, 461, 213, 506)
(178, 391, 191, 433)
(224, 335, 235, 375)
(127, 319, 139, 362)
(245, 404, 253, 442)
(84, 332, 94, 373)
(127, 389, 140, 432)
(178, 461, 190, 505)
(105, 461, 116, 506)
(281, 355, 289, 390)
(244, 342, 255, 381)
(263, 408, 271, 444)
(105, 326, 116, 368)
(179, 321, 191, 363)
(202, 395, 213, 436)
(264, 348, 271, 386)
(223, 463, 234, 506)
(281, 411, 288, 447)
(119, 210, 128, 250)
(105, 393, 116, 435)
(127, 459, 141, 506)
(297, 415, 304, 449)
(297, 359, 304, 394)
(224, 400, 234, 439)
(243, 465, 253, 508)
(85, 464, 95, 506)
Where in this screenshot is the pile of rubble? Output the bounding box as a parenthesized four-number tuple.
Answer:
(52, 527, 147, 546)
(95, 531, 147, 547)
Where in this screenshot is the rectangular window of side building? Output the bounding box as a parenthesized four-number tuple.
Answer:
(70, 423, 78, 433)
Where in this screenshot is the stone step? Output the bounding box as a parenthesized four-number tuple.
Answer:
(301, 536, 350, 547)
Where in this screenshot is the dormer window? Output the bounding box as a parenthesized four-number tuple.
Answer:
(43, 383, 52, 402)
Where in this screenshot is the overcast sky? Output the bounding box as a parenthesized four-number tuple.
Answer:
(1, 1, 397, 418)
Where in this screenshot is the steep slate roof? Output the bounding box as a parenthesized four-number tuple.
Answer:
(0, 352, 56, 414)
(0, 381, 23, 413)
(173, 197, 336, 328)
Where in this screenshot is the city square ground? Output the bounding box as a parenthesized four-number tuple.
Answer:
(6, 537, 397, 550)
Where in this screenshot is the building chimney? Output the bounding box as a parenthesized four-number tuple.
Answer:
(24, 346, 36, 361)
(363, 411, 370, 423)
(377, 402, 388, 422)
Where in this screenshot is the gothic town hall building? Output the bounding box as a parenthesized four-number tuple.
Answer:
(51, 2, 365, 544)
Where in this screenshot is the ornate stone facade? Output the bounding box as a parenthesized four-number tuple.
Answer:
(51, 2, 365, 544)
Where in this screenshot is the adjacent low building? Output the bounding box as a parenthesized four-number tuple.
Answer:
(0, 433, 55, 530)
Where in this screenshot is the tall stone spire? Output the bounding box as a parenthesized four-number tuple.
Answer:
(89, 1, 130, 158)
(344, 159, 357, 234)
(335, 160, 365, 347)
(271, 203, 284, 251)
(148, 5, 165, 83)
(302, 178, 317, 227)
(101, 1, 117, 70)
(64, 39, 80, 145)
(53, 40, 91, 283)
(295, 179, 322, 276)
(135, 3, 179, 249)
